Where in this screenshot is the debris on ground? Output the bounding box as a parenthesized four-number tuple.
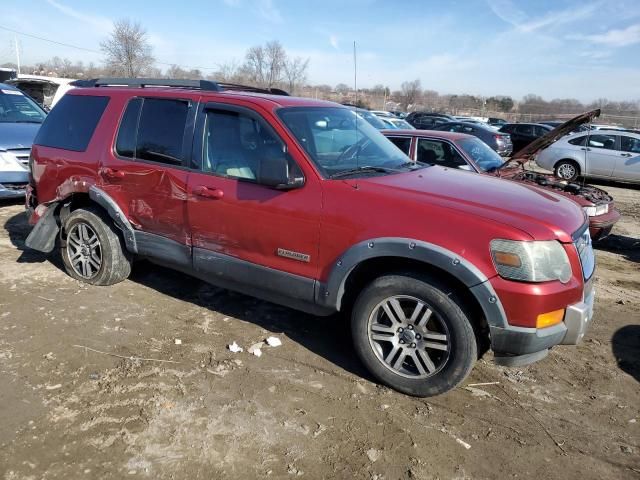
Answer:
(174, 338, 182, 345)
(228, 341, 243, 353)
(265, 336, 282, 347)
(456, 438, 472, 450)
(366, 448, 381, 462)
(248, 342, 264, 357)
(43, 352, 55, 360)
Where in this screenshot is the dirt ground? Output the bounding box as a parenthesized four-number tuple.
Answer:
(1, 181, 639, 480)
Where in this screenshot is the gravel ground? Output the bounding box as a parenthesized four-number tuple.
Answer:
(0, 181, 638, 480)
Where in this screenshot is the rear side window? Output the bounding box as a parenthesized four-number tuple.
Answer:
(34, 95, 109, 151)
(515, 124, 534, 135)
(621, 136, 640, 153)
(387, 136, 411, 155)
(115, 97, 189, 165)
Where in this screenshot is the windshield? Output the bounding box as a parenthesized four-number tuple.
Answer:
(278, 107, 417, 178)
(0, 88, 47, 123)
(390, 119, 415, 129)
(356, 109, 387, 130)
(457, 137, 505, 172)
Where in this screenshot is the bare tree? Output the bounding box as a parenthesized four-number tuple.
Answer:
(283, 56, 309, 94)
(212, 60, 246, 83)
(400, 79, 422, 110)
(243, 40, 287, 88)
(101, 19, 155, 77)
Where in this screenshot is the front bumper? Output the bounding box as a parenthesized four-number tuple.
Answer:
(0, 171, 28, 199)
(490, 278, 595, 365)
(589, 208, 621, 241)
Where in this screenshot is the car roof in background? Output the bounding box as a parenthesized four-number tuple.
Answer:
(381, 129, 475, 141)
(0, 82, 20, 91)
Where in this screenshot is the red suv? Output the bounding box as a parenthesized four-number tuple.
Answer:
(25, 78, 596, 396)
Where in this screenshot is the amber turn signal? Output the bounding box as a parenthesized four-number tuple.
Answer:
(536, 309, 565, 329)
(493, 251, 522, 268)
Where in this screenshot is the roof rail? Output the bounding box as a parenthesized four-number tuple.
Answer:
(216, 82, 289, 96)
(70, 78, 222, 91)
(70, 78, 290, 96)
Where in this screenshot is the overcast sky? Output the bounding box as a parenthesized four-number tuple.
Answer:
(1, 0, 640, 102)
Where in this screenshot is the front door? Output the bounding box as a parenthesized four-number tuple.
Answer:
(584, 133, 618, 177)
(186, 102, 323, 303)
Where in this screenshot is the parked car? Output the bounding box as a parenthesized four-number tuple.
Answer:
(378, 117, 415, 130)
(6, 75, 75, 110)
(383, 109, 620, 240)
(26, 78, 595, 397)
(406, 111, 455, 129)
(535, 129, 640, 184)
(499, 123, 553, 152)
(488, 117, 507, 128)
(0, 82, 47, 199)
(539, 120, 588, 134)
(370, 110, 395, 118)
(351, 107, 388, 130)
(432, 122, 513, 156)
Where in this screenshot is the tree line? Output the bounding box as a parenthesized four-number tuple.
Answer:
(1, 19, 638, 120)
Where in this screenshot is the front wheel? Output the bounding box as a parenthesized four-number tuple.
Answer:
(351, 273, 477, 397)
(555, 160, 580, 181)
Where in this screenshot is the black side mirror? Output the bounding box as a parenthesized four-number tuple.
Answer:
(258, 155, 304, 190)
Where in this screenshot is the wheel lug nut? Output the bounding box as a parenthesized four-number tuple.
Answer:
(408, 325, 414, 330)
(410, 343, 416, 348)
(415, 334, 421, 339)
(399, 339, 405, 344)
(398, 327, 403, 333)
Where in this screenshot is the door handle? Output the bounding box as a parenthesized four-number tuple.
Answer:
(580, 147, 591, 151)
(193, 186, 224, 199)
(100, 167, 125, 179)
(620, 153, 632, 157)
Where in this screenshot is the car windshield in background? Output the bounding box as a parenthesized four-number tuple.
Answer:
(278, 107, 417, 178)
(0, 89, 47, 123)
(390, 119, 415, 129)
(457, 137, 505, 172)
(356, 109, 388, 130)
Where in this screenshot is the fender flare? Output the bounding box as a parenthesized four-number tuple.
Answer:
(315, 237, 508, 328)
(88, 186, 138, 253)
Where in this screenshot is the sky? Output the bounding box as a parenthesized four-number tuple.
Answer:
(1, 0, 640, 102)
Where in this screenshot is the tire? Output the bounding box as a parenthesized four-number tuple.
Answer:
(554, 160, 580, 182)
(351, 272, 477, 397)
(61, 206, 132, 286)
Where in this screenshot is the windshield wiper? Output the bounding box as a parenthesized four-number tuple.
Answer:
(329, 166, 400, 179)
(13, 120, 43, 124)
(397, 161, 427, 170)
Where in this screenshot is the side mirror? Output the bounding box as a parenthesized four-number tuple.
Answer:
(258, 155, 304, 190)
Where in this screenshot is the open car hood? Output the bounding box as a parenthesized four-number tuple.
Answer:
(507, 109, 601, 164)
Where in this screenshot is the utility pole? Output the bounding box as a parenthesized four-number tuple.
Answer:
(14, 36, 21, 75)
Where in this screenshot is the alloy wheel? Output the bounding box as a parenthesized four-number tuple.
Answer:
(557, 163, 576, 180)
(66, 222, 102, 279)
(367, 295, 451, 378)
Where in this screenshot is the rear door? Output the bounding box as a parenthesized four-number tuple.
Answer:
(186, 101, 323, 302)
(512, 124, 536, 151)
(584, 133, 618, 177)
(615, 135, 640, 181)
(102, 96, 196, 260)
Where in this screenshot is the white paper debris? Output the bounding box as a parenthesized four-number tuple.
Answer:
(174, 339, 182, 345)
(366, 448, 381, 462)
(228, 341, 243, 353)
(248, 342, 264, 357)
(265, 336, 282, 347)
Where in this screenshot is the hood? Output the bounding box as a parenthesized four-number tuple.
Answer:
(0, 122, 41, 150)
(359, 167, 586, 242)
(508, 109, 601, 164)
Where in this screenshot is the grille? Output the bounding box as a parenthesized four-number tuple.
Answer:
(0, 183, 27, 191)
(6, 148, 31, 167)
(574, 227, 595, 280)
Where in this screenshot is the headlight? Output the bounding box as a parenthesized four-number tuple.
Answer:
(490, 239, 572, 283)
(0, 151, 26, 170)
(583, 204, 608, 217)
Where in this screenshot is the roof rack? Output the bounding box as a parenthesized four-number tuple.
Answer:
(70, 78, 289, 96)
(70, 78, 221, 91)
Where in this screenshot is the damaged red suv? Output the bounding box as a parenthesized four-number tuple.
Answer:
(383, 110, 620, 241)
(25, 78, 596, 396)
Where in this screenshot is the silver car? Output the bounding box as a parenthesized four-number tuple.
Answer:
(535, 130, 640, 184)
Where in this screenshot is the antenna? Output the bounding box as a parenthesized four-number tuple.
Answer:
(14, 35, 21, 75)
(353, 40, 359, 187)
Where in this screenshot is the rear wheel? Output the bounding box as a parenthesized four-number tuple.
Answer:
(61, 207, 132, 285)
(555, 160, 580, 181)
(351, 273, 477, 397)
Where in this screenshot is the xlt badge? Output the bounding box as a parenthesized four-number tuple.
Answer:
(277, 248, 310, 263)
